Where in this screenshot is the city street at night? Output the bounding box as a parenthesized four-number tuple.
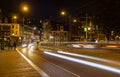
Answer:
(1, 0, 120, 77)
(18, 43, 120, 77)
(2, 43, 119, 77)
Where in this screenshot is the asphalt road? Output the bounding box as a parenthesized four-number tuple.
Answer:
(18, 44, 120, 77)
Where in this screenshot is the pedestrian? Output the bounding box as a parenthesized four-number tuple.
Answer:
(13, 41, 17, 50)
(10, 40, 14, 50)
(7, 40, 10, 50)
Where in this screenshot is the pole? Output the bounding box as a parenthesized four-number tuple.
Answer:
(69, 15, 72, 41)
(85, 13, 88, 42)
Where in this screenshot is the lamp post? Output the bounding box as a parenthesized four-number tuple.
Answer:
(85, 13, 88, 42)
(61, 10, 72, 41)
(20, 4, 29, 45)
(22, 5, 29, 24)
(84, 13, 91, 42)
(12, 15, 17, 23)
(68, 15, 72, 41)
(88, 27, 91, 41)
(21, 5, 29, 30)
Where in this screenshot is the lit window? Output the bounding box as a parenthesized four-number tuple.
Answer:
(16, 31, 17, 35)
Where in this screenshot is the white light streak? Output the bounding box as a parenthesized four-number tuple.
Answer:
(72, 44, 96, 48)
(72, 44, 81, 48)
(57, 51, 120, 65)
(83, 45, 96, 48)
(44, 51, 120, 74)
(22, 44, 27, 47)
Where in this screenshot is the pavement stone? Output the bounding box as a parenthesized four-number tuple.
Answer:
(0, 49, 41, 77)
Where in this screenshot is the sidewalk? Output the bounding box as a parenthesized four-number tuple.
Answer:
(0, 49, 41, 77)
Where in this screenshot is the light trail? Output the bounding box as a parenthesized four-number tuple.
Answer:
(72, 44, 82, 48)
(82, 45, 96, 48)
(57, 51, 120, 65)
(44, 51, 120, 74)
(72, 44, 96, 48)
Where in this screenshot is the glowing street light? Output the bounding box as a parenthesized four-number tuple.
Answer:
(23, 6, 28, 12)
(21, 4, 29, 24)
(20, 3, 30, 44)
(13, 15, 17, 19)
(61, 11, 66, 16)
(60, 10, 72, 41)
(88, 27, 91, 30)
(12, 15, 18, 23)
(21, 4, 29, 13)
(73, 19, 77, 23)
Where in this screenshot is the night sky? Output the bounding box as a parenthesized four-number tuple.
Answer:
(0, 0, 120, 25)
(0, 0, 96, 18)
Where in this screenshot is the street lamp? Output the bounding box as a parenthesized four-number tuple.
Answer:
(12, 15, 18, 23)
(20, 4, 29, 45)
(22, 4, 29, 13)
(22, 5, 29, 23)
(84, 13, 91, 42)
(85, 13, 88, 42)
(73, 19, 77, 23)
(20, 3, 29, 23)
(60, 10, 72, 41)
(23, 6, 28, 12)
(13, 15, 17, 19)
(88, 27, 91, 30)
(61, 11, 66, 16)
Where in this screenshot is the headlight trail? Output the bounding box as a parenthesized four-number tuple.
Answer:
(72, 44, 81, 48)
(44, 51, 120, 74)
(72, 44, 96, 48)
(57, 51, 120, 65)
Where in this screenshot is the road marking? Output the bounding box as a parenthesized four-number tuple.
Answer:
(16, 49, 50, 77)
(38, 49, 80, 77)
(44, 51, 120, 74)
(48, 60, 80, 77)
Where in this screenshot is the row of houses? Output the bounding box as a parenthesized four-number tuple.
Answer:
(0, 23, 35, 45)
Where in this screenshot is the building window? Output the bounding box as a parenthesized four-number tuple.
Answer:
(12, 30, 14, 34)
(12, 25, 14, 28)
(16, 31, 17, 35)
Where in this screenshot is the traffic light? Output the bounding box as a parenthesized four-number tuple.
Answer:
(84, 27, 87, 32)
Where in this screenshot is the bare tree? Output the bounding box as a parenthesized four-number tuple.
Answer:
(42, 20, 52, 42)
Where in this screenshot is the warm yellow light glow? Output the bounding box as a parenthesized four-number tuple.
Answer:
(13, 15, 17, 19)
(23, 6, 28, 12)
(20, 3, 29, 13)
(88, 27, 91, 30)
(61, 11, 66, 16)
(73, 19, 77, 22)
(23, 6, 28, 11)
